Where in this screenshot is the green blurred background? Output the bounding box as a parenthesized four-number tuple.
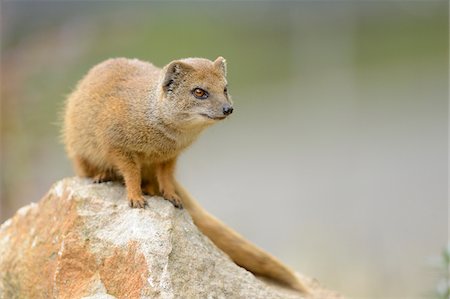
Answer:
(1, 1, 448, 298)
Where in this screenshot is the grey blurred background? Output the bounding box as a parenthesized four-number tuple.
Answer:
(1, 1, 448, 298)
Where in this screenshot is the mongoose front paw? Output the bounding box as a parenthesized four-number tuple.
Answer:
(162, 192, 183, 209)
(128, 196, 147, 209)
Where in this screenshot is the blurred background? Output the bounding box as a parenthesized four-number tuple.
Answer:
(1, 1, 448, 298)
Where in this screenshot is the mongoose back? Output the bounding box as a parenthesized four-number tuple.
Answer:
(63, 57, 309, 292)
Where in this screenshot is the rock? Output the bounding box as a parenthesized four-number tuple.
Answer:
(0, 178, 343, 299)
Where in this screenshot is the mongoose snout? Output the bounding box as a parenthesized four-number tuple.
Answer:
(222, 104, 233, 116)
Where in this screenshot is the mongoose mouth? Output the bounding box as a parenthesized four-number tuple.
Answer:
(200, 113, 227, 121)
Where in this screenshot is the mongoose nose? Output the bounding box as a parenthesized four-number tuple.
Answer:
(223, 104, 234, 116)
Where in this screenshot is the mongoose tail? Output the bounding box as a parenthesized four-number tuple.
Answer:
(174, 180, 310, 293)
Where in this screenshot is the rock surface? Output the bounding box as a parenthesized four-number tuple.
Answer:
(0, 178, 342, 299)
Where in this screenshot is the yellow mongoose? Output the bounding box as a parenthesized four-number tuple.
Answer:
(63, 57, 309, 292)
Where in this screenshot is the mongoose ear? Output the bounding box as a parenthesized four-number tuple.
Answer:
(162, 60, 193, 93)
(214, 56, 227, 76)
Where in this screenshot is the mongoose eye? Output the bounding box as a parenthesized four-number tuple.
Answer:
(192, 88, 209, 99)
(224, 87, 228, 94)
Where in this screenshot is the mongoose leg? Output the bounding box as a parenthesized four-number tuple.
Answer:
(110, 150, 146, 208)
(142, 181, 159, 197)
(155, 159, 183, 209)
(141, 164, 159, 196)
(74, 155, 116, 183)
(73, 155, 96, 177)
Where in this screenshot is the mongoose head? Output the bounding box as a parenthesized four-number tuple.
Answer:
(160, 57, 233, 129)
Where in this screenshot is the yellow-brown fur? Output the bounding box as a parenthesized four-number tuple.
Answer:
(63, 57, 309, 292)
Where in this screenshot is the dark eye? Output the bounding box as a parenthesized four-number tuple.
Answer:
(224, 87, 228, 94)
(192, 88, 208, 99)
